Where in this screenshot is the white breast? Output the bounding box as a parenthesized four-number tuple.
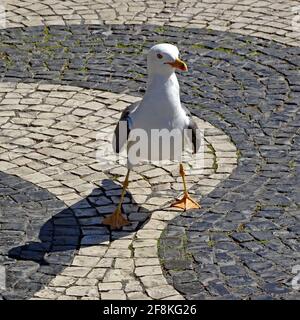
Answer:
(130, 73, 188, 131)
(127, 73, 189, 164)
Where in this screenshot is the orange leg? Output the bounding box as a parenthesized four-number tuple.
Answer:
(103, 170, 131, 229)
(171, 163, 200, 211)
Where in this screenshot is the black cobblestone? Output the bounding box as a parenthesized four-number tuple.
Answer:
(0, 172, 74, 300)
(0, 24, 299, 299)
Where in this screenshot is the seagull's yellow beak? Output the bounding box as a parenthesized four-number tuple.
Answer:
(166, 58, 188, 71)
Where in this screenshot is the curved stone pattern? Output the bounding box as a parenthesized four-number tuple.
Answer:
(0, 24, 300, 300)
(2, 0, 300, 46)
(0, 171, 76, 300)
(0, 82, 236, 300)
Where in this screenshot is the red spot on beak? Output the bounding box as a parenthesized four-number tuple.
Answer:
(166, 58, 188, 71)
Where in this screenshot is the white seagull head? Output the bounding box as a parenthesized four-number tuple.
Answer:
(147, 43, 188, 77)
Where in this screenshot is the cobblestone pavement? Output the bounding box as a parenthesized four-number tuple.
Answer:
(0, 81, 236, 300)
(2, 0, 300, 46)
(0, 171, 74, 299)
(0, 3, 299, 301)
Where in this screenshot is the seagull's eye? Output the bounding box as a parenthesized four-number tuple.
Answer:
(157, 53, 163, 59)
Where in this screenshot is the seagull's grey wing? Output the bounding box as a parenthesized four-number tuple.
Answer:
(113, 101, 139, 153)
(182, 104, 201, 154)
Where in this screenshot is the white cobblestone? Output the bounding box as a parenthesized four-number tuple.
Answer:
(2, 0, 297, 46)
(0, 83, 237, 300)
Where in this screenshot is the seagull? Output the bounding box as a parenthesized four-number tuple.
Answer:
(103, 43, 201, 229)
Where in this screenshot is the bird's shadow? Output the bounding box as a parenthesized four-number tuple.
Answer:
(8, 178, 150, 264)
(5, 177, 150, 299)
